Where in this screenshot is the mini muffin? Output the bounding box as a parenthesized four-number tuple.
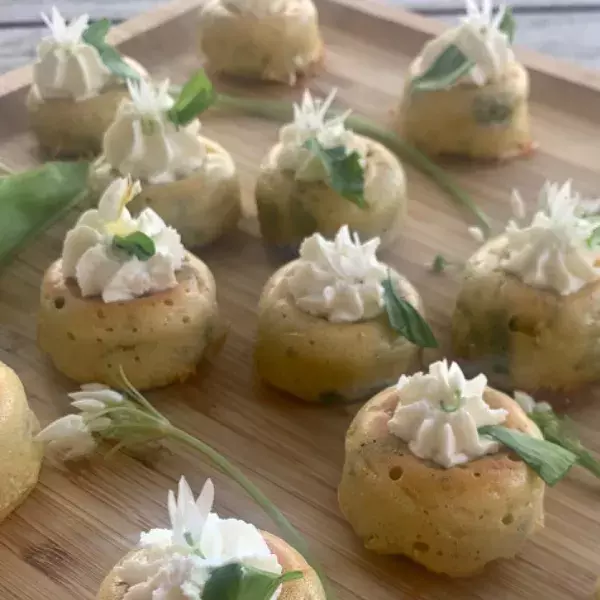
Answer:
(88, 78, 240, 248)
(0, 361, 43, 522)
(338, 359, 545, 577)
(255, 225, 427, 402)
(256, 89, 408, 254)
(396, 2, 532, 160)
(38, 177, 226, 391)
(198, 0, 323, 85)
(97, 477, 325, 599)
(27, 7, 147, 157)
(452, 181, 600, 392)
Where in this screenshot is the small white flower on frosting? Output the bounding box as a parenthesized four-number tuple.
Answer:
(103, 79, 206, 184)
(287, 225, 388, 323)
(500, 180, 600, 295)
(388, 359, 508, 468)
(33, 6, 111, 101)
(416, 0, 514, 86)
(467, 226, 486, 243)
(278, 89, 360, 181)
(116, 477, 282, 600)
(62, 176, 186, 303)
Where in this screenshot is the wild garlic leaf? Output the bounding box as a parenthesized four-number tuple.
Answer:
(0, 161, 89, 268)
(112, 231, 156, 261)
(528, 408, 600, 479)
(499, 7, 517, 43)
(411, 45, 474, 92)
(203, 563, 303, 600)
(478, 425, 578, 486)
(303, 138, 366, 208)
(431, 254, 448, 273)
(587, 226, 600, 248)
(82, 19, 141, 81)
(168, 70, 216, 127)
(381, 276, 438, 348)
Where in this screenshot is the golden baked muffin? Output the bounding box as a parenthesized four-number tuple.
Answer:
(97, 477, 325, 599)
(256, 90, 407, 254)
(0, 361, 43, 522)
(338, 359, 545, 577)
(198, 0, 323, 85)
(255, 225, 433, 402)
(452, 181, 600, 392)
(396, 2, 533, 160)
(88, 78, 241, 249)
(27, 7, 147, 157)
(38, 177, 226, 391)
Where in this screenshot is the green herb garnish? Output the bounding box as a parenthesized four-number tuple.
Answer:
(412, 8, 516, 92)
(381, 275, 438, 348)
(587, 226, 600, 248)
(431, 254, 448, 273)
(203, 563, 303, 600)
(168, 69, 216, 127)
(0, 161, 89, 268)
(82, 18, 141, 81)
(112, 231, 156, 261)
(528, 408, 600, 479)
(479, 425, 578, 486)
(303, 138, 366, 208)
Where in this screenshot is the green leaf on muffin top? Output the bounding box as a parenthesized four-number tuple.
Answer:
(82, 18, 141, 81)
(203, 563, 303, 600)
(587, 226, 600, 248)
(381, 275, 438, 348)
(478, 425, 578, 486)
(112, 231, 156, 261)
(303, 138, 366, 208)
(412, 7, 517, 92)
(168, 69, 217, 127)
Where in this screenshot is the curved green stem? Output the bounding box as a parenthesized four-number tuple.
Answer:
(167, 426, 334, 600)
(215, 93, 492, 235)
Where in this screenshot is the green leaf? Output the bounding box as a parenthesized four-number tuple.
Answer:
(303, 138, 366, 208)
(411, 45, 475, 92)
(168, 70, 216, 127)
(82, 20, 141, 81)
(587, 226, 600, 248)
(82, 18, 111, 47)
(431, 254, 448, 273)
(203, 563, 303, 600)
(499, 7, 517, 43)
(112, 231, 156, 261)
(528, 408, 600, 479)
(381, 275, 438, 348)
(479, 425, 578, 486)
(0, 161, 89, 268)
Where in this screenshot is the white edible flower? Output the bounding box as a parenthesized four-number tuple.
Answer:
(287, 225, 388, 323)
(126, 78, 175, 117)
(41, 6, 90, 48)
(510, 188, 526, 220)
(168, 477, 215, 547)
(35, 414, 99, 460)
(388, 359, 508, 468)
(467, 226, 486, 243)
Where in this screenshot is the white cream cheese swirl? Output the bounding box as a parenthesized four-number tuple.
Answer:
(277, 89, 365, 182)
(103, 79, 206, 184)
(33, 7, 111, 101)
(286, 225, 388, 323)
(500, 181, 600, 295)
(117, 477, 282, 600)
(62, 176, 185, 303)
(388, 359, 507, 468)
(414, 0, 514, 87)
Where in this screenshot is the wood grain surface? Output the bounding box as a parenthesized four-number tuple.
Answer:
(1, 0, 600, 599)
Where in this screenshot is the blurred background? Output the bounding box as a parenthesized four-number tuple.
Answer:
(0, 0, 599, 74)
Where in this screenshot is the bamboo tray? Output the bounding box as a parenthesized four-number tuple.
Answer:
(1, 0, 600, 598)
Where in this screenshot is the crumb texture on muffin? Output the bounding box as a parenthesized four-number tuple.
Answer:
(0, 362, 43, 523)
(255, 261, 423, 402)
(38, 252, 226, 391)
(96, 531, 326, 600)
(397, 61, 531, 160)
(452, 235, 600, 392)
(338, 385, 545, 577)
(256, 136, 407, 251)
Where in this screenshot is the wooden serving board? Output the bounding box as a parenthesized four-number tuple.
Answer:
(1, 1, 600, 598)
